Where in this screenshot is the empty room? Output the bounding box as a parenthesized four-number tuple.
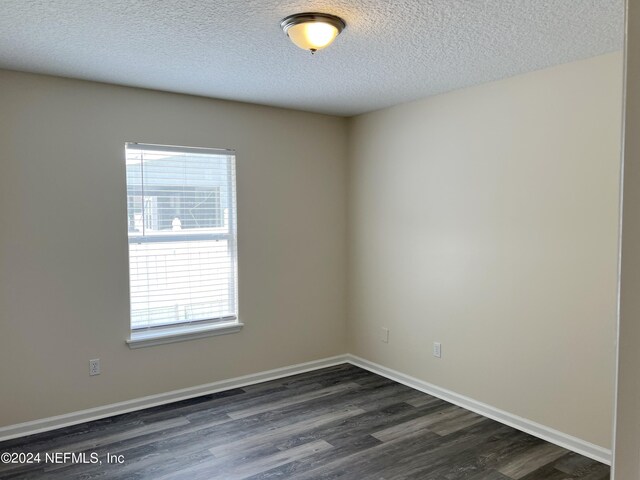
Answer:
(2, 1, 640, 479)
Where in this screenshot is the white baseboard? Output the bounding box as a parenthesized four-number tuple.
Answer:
(0, 353, 612, 466)
(0, 355, 349, 442)
(345, 354, 612, 465)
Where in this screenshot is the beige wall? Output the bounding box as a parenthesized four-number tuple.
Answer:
(0, 71, 348, 427)
(613, 0, 640, 476)
(347, 53, 623, 448)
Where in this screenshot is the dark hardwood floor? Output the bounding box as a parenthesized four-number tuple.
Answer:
(0, 364, 609, 479)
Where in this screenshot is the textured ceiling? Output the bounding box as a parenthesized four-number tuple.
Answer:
(0, 1, 624, 116)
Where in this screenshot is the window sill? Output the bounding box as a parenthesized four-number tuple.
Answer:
(126, 321, 244, 349)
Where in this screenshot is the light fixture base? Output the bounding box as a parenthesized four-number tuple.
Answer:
(280, 12, 346, 33)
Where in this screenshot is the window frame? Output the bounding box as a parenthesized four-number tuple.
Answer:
(124, 142, 242, 348)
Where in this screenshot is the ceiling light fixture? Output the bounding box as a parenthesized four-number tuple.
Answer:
(280, 12, 346, 54)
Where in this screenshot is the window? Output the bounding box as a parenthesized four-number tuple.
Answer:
(125, 143, 241, 347)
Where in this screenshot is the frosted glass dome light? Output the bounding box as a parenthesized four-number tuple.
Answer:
(280, 13, 346, 53)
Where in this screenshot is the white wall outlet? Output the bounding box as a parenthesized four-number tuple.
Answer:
(89, 358, 101, 376)
(381, 327, 389, 343)
(433, 342, 442, 358)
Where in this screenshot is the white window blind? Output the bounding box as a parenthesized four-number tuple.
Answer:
(125, 143, 238, 332)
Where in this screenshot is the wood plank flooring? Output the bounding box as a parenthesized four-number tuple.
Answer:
(0, 364, 610, 479)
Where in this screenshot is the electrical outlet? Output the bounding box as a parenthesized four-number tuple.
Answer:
(89, 358, 101, 376)
(433, 342, 442, 358)
(381, 327, 389, 343)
